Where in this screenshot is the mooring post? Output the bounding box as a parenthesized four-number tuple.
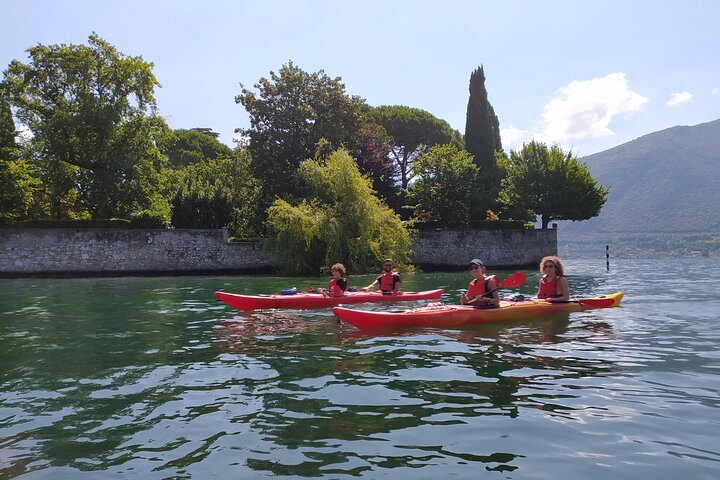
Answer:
(606, 245, 610, 272)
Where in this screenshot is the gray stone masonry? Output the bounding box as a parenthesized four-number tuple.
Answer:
(0, 227, 556, 276)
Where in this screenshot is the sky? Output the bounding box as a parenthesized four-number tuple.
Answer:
(1, 0, 718, 157)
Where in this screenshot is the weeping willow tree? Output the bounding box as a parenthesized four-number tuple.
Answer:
(265, 149, 412, 275)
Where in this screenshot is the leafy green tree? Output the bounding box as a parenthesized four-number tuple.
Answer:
(235, 61, 364, 200)
(171, 148, 262, 237)
(465, 66, 503, 211)
(0, 96, 17, 160)
(2, 33, 171, 220)
(0, 96, 40, 222)
(500, 141, 609, 228)
(265, 149, 412, 275)
(190, 127, 221, 139)
(354, 121, 402, 210)
(163, 128, 232, 169)
(370, 105, 462, 190)
(408, 144, 480, 227)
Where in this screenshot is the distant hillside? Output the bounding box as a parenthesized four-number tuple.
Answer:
(558, 119, 720, 257)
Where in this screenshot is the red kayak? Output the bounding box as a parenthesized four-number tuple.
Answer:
(215, 289, 444, 311)
(332, 292, 624, 329)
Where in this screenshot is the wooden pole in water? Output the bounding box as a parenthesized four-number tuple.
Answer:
(606, 245, 610, 271)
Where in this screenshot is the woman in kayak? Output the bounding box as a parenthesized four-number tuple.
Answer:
(536, 256, 570, 302)
(460, 259, 499, 307)
(318, 263, 348, 297)
(361, 258, 401, 294)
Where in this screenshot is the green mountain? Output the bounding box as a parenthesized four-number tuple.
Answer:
(558, 119, 720, 256)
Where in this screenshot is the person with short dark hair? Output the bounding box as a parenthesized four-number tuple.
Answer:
(361, 258, 401, 294)
(536, 256, 570, 302)
(460, 259, 499, 307)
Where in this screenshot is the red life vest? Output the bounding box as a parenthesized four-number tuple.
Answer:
(538, 276, 562, 298)
(328, 278, 348, 296)
(467, 275, 497, 298)
(378, 272, 400, 292)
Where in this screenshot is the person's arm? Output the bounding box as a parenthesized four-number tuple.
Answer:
(534, 278, 543, 300)
(336, 278, 348, 296)
(487, 277, 499, 306)
(361, 277, 379, 292)
(391, 274, 401, 294)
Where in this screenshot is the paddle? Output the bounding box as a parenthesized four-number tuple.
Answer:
(464, 271, 526, 305)
(535, 297, 616, 308)
(487, 271, 526, 294)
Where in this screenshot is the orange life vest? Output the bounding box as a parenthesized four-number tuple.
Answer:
(467, 275, 498, 299)
(538, 276, 562, 298)
(378, 272, 400, 292)
(328, 278, 348, 296)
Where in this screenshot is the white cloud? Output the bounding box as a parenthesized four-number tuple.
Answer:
(711, 88, 719, 96)
(666, 91, 693, 107)
(538, 72, 648, 145)
(500, 126, 532, 152)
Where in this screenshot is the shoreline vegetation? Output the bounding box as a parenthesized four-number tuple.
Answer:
(2, 35, 608, 274)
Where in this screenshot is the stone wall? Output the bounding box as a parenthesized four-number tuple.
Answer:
(0, 227, 556, 276)
(0, 228, 272, 276)
(412, 228, 557, 269)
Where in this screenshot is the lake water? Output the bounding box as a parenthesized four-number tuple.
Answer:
(1, 257, 719, 479)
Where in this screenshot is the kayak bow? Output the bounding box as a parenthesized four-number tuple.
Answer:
(215, 289, 444, 311)
(333, 292, 623, 329)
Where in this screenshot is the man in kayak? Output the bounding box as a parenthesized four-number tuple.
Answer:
(318, 263, 349, 297)
(460, 259, 500, 308)
(361, 258, 401, 295)
(535, 256, 570, 302)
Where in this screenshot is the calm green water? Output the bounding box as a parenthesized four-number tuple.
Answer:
(1, 258, 719, 479)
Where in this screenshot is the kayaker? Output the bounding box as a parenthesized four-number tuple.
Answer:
(361, 258, 401, 294)
(460, 259, 499, 307)
(535, 256, 570, 302)
(318, 263, 349, 297)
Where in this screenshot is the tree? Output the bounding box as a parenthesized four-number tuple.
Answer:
(163, 128, 232, 169)
(0, 96, 40, 222)
(370, 105, 462, 190)
(354, 121, 402, 211)
(408, 144, 480, 227)
(171, 148, 262, 237)
(0, 96, 17, 160)
(235, 61, 364, 200)
(2, 33, 171, 220)
(464, 66, 503, 211)
(264, 149, 412, 275)
(190, 127, 221, 139)
(500, 141, 609, 229)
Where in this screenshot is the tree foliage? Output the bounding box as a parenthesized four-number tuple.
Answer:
(235, 61, 364, 200)
(171, 148, 262, 237)
(354, 120, 401, 210)
(163, 128, 232, 169)
(408, 144, 480, 227)
(370, 105, 462, 190)
(1, 33, 171, 220)
(0, 96, 40, 222)
(265, 149, 412, 275)
(500, 141, 609, 228)
(464, 66, 503, 211)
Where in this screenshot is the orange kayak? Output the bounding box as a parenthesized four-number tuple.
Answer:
(215, 289, 444, 311)
(332, 292, 624, 329)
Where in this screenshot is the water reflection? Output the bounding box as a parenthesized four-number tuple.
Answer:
(3, 261, 720, 478)
(209, 311, 621, 476)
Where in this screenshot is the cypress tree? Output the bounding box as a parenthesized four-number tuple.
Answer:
(464, 66, 502, 212)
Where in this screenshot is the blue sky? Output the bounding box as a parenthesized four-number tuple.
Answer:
(1, 0, 718, 157)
